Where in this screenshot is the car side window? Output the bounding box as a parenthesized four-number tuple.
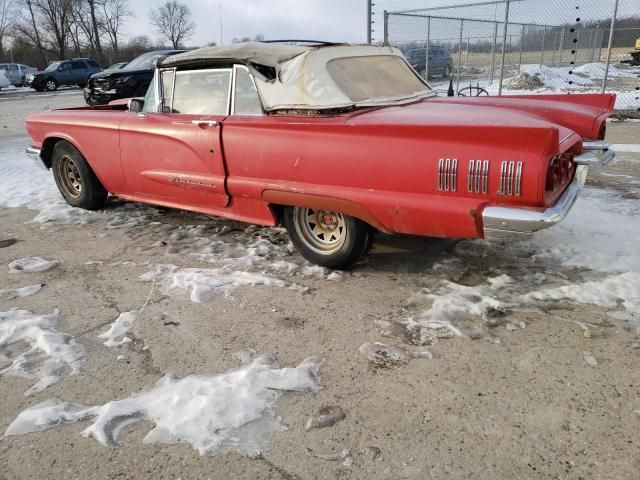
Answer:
(170, 69, 231, 115)
(160, 69, 175, 112)
(233, 66, 262, 115)
(61, 62, 72, 71)
(87, 60, 99, 68)
(71, 61, 86, 70)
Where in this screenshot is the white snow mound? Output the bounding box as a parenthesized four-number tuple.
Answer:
(5, 355, 324, 456)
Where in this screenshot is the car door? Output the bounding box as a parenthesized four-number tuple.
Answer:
(57, 62, 73, 84)
(70, 61, 88, 84)
(118, 67, 231, 208)
(7, 64, 20, 85)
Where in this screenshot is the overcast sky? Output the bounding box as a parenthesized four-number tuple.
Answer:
(125, 0, 635, 47)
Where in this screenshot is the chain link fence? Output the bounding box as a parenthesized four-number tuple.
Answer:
(383, 0, 640, 114)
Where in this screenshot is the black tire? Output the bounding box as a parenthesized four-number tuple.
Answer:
(45, 77, 58, 91)
(51, 141, 107, 210)
(442, 65, 452, 78)
(283, 206, 371, 269)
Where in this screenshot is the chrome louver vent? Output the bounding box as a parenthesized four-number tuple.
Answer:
(437, 158, 458, 192)
(499, 160, 523, 196)
(467, 160, 489, 194)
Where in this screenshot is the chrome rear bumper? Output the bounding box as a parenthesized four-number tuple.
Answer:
(26, 146, 48, 170)
(482, 142, 615, 240)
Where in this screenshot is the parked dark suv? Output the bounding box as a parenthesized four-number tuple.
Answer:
(84, 50, 185, 105)
(405, 47, 453, 79)
(25, 58, 102, 91)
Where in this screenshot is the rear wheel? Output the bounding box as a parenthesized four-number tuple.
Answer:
(51, 141, 107, 210)
(283, 206, 371, 269)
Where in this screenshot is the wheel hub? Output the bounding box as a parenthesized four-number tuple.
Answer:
(294, 207, 348, 255)
(57, 155, 82, 198)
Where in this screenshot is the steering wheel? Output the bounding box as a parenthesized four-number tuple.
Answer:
(457, 85, 489, 97)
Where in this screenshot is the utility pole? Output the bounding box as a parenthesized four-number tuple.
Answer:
(367, 0, 372, 43)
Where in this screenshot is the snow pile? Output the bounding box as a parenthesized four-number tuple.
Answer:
(140, 264, 303, 303)
(6, 355, 324, 456)
(519, 64, 593, 88)
(0, 284, 43, 299)
(98, 311, 138, 347)
(8, 257, 58, 273)
(573, 62, 638, 79)
(403, 275, 513, 342)
(0, 309, 86, 395)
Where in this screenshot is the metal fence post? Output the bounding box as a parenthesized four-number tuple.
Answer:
(366, 0, 372, 44)
(558, 27, 565, 65)
(465, 36, 470, 67)
(425, 16, 431, 79)
(540, 25, 546, 68)
(518, 24, 525, 73)
(490, 21, 498, 84)
(497, 0, 511, 96)
(602, 0, 619, 93)
(456, 19, 464, 93)
(383, 10, 388, 44)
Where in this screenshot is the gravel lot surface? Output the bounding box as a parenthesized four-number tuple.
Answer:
(1, 89, 639, 479)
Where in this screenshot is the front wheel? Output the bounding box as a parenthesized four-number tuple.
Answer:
(51, 141, 107, 210)
(283, 206, 371, 269)
(45, 78, 58, 91)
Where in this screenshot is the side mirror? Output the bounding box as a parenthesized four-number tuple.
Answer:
(128, 98, 145, 112)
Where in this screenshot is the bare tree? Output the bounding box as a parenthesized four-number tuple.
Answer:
(99, 0, 129, 54)
(150, 0, 194, 49)
(0, 0, 15, 58)
(32, 0, 73, 59)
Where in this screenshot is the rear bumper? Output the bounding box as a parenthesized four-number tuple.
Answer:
(482, 142, 615, 239)
(26, 147, 48, 171)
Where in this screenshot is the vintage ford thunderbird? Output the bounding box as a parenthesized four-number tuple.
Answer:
(25, 42, 615, 268)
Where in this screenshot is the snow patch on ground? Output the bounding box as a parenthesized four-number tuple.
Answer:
(0, 309, 86, 395)
(140, 265, 304, 303)
(5, 355, 324, 456)
(0, 284, 43, 300)
(98, 311, 138, 347)
(358, 342, 432, 368)
(8, 257, 58, 273)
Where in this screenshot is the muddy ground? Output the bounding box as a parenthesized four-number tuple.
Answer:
(0, 90, 639, 479)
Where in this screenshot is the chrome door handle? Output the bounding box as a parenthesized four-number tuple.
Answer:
(191, 120, 217, 127)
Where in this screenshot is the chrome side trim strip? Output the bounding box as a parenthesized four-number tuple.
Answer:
(451, 158, 457, 192)
(515, 161, 523, 196)
(467, 160, 474, 192)
(507, 161, 515, 195)
(437, 158, 444, 191)
(444, 158, 451, 191)
(499, 161, 507, 194)
(482, 160, 489, 194)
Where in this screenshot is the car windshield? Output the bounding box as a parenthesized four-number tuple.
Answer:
(124, 53, 169, 70)
(44, 62, 61, 72)
(326, 55, 431, 103)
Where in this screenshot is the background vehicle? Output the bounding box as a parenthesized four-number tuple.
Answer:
(25, 43, 614, 269)
(84, 50, 185, 105)
(0, 70, 10, 90)
(0, 63, 39, 86)
(25, 58, 102, 92)
(104, 62, 128, 71)
(405, 46, 453, 78)
(630, 35, 640, 65)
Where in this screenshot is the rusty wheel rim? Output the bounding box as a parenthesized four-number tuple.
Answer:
(57, 155, 82, 199)
(294, 207, 347, 255)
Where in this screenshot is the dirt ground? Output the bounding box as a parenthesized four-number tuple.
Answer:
(0, 89, 639, 479)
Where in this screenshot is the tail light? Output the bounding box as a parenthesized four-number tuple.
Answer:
(546, 154, 575, 192)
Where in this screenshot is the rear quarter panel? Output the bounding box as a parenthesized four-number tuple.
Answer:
(222, 113, 553, 238)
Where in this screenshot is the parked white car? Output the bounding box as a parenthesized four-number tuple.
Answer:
(0, 70, 11, 90)
(0, 63, 39, 86)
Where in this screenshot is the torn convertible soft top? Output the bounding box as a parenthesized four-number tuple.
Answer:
(158, 42, 435, 112)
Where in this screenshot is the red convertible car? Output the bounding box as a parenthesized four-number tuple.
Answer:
(25, 42, 615, 268)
